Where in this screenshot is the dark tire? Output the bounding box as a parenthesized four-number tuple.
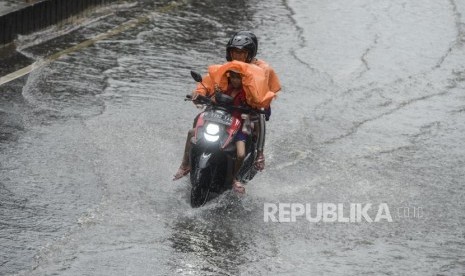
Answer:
(238, 152, 257, 182)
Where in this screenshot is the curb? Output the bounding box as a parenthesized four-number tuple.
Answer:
(0, 0, 118, 47)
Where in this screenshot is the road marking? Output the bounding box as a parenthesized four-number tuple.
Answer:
(0, 1, 184, 86)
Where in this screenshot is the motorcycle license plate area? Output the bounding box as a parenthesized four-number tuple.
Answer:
(203, 112, 233, 125)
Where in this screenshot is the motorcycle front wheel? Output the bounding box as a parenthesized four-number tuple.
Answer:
(190, 166, 214, 208)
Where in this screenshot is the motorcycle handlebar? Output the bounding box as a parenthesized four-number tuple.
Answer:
(233, 105, 267, 115)
(212, 97, 266, 114)
(185, 94, 212, 104)
(185, 94, 266, 115)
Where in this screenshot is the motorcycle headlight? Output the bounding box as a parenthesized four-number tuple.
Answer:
(204, 133, 220, 142)
(205, 123, 220, 135)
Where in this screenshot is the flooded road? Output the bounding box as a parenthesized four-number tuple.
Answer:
(1, 0, 464, 275)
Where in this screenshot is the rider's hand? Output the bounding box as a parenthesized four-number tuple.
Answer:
(191, 91, 199, 101)
(264, 107, 271, 121)
(192, 92, 207, 109)
(255, 151, 265, 171)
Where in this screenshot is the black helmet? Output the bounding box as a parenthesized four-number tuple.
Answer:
(226, 32, 257, 63)
(236, 31, 258, 58)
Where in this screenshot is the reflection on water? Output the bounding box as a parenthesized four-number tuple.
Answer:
(169, 200, 252, 275)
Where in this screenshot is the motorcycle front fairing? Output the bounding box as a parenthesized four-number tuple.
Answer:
(189, 108, 241, 197)
(193, 109, 241, 154)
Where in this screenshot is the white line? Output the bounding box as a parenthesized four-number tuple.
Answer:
(0, 1, 184, 87)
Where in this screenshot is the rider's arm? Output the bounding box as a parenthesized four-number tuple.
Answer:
(257, 112, 266, 152)
(253, 59, 281, 94)
(267, 67, 281, 94)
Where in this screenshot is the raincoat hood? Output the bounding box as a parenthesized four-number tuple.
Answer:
(207, 61, 276, 109)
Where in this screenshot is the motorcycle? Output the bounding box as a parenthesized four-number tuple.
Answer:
(186, 71, 266, 207)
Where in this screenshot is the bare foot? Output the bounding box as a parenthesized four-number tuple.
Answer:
(172, 165, 190, 181)
(232, 180, 245, 194)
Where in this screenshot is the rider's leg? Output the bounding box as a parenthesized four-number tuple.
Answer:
(232, 140, 246, 194)
(173, 128, 194, 181)
(233, 140, 246, 178)
(254, 114, 266, 171)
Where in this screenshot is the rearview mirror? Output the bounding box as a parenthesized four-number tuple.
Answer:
(190, 71, 203, 82)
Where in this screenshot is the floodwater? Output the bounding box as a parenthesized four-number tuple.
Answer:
(1, 0, 464, 275)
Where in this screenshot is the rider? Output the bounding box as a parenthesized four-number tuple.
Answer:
(225, 31, 281, 172)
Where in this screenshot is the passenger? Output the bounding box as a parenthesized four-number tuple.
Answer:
(222, 70, 249, 194)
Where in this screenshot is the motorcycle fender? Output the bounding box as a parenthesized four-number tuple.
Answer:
(198, 153, 212, 169)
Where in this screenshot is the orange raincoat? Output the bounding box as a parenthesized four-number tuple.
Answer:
(253, 59, 281, 93)
(195, 61, 278, 109)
